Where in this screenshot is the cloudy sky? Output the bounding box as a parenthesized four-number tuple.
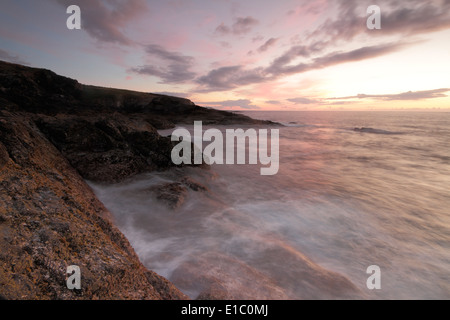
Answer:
(1, 0, 449, 110)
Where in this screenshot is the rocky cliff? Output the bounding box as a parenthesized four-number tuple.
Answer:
(0, 60, 271, 300)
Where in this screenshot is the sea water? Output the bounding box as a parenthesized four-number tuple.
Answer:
(89, 111, 450, 299)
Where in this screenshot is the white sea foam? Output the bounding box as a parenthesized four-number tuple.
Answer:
(89, 111, 450, 299)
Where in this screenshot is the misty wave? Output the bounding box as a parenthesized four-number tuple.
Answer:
(89, 111, 450, 300)
(89, 173, 365, 300)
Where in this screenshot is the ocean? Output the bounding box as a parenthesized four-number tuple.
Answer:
(89, 111, 450, 299)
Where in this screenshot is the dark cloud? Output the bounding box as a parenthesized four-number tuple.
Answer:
(288, 97, 319, 105)
(287, 9, 296, 16)
(144, 44, 194, 66)
(196, 65, 266, 91)
(201, 99, 260, 109)
(130, 44, 196, 83)
(197, 42, 408, 92)
(287, 1, 328, 17)
(215, 23, 231, 35)
(131, 64, 196, 84)
(215, 16, 259, 35)
(265, 100, 282, 105)
(305, 0, 364, 43)
(267, 40, 408, 77)
(53, 0, 148, 45)
(307, 0, 450, 44)
(287, 88, 450, 106)
(197, 66, 241, 90)
(233, 16, 259, 34)
(257, 38, 279, 53)
(266, 41, 326, 74)
(380, 1, 450, 35)
(275, 0, 450, 82)
(329, 88, 450, 101)
(0, 49, 28, 65)
(252, 35, 264, 43)
(54, 0, 448, 95)
(307, 42, 408, 71)
(220, 41, 232, 49)
(269, 0, 450, 84)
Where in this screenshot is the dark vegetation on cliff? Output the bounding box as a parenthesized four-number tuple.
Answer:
(0, 60, 274, 300)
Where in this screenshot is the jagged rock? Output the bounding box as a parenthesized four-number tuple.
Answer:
(146, 95, 196, 114)
(145, 270, 187, 300)
(35, 116, 176, 183)
(150, 177, 209, 209)
(180, 177, 208, 192)
(153, 183, 188, 210)
(170, 253, 290, 300)
(0, 63, 82, 114)
(0, 115, 188, 300)
(0, 139, 9, 169)
(196, 283, 229, 300)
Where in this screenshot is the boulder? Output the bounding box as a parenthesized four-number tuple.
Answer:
(35, 116, 176, 183)
(180, 177, 209, 192)
(153, 183, 188, 210)
(150, 177, 209, 209)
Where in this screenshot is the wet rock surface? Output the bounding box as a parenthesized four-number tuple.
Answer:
(35, 115, 176, 183)
(0, 115, 187, 300)
(170, 253, 290, 300)
(153, 183, 188, 210)
(150, 177, 209, 209)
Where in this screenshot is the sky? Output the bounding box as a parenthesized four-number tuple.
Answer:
(0, 0, 449, 110)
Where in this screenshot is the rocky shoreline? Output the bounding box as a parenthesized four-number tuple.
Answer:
(0, 60, 275, 300)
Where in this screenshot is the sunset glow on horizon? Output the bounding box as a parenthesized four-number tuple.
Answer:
(1, 0, 449, 111)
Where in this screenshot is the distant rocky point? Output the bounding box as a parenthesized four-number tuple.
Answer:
(0, 60, 276, 127)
